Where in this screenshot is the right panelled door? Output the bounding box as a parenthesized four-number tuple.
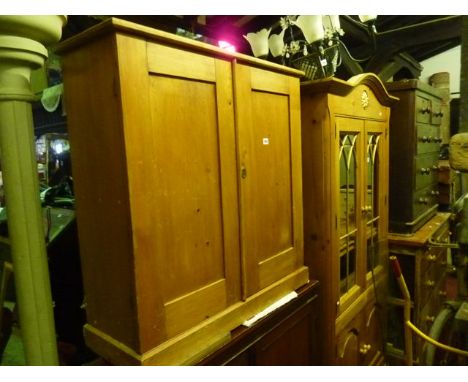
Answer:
(233, 62, 305, 298)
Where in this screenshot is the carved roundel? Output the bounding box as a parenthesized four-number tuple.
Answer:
(361, 90, 369, 109)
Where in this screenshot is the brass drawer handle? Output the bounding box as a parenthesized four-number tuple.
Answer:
(420, 106, 431, 114)
(438, 290, 447, 297)
(420, 167, 431, 175)
(418, 197, 430, 204)
(426, 254, 436, 262)
(430, 190, 440, 196)
(361, 205, 372, 213)
(359, 344, 372, 355)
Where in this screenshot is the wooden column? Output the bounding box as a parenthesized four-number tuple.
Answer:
(0, 15, 66, 365)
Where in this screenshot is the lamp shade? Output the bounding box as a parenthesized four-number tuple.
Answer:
(358, 15, 377, 23)
(243, 28, 271, 57)
(322, 15, 340, 31)
(292, 15, 324, 44)
(268, 29, 285, 57)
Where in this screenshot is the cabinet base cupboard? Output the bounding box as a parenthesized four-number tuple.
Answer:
(300, 74, 398, 365)
(57, 18, 308, 365)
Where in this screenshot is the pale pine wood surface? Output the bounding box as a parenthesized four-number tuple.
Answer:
(60, 20, 308, 364)
(301, 73, 392, 365)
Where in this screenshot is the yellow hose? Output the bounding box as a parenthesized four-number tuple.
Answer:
(406, 320, 468, 357)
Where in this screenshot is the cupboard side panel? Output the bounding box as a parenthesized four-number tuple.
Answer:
(300, 93, 335, 364)
(115, 34, 168, 351)
(61, 34, 139, 350)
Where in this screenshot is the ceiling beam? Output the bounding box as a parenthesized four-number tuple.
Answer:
(338, 42, 364, 76)
(365, 15, 462, 73)
(377, 52, 422, 82)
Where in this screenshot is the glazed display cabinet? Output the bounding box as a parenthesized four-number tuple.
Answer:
(300, 74, 398, 365)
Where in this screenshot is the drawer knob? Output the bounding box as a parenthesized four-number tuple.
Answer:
(419, 136, 428, 143)
(361, 205, 372, 212)
(418, 197, 429, 204)
(359, 344, 372, 355)
(431, 190, 440, 196)
(421, 107, 431, 114)
(426, 315, 435, 323)
(438, 290, 447, 297)
(432, 165, 440, 172)
(426, 254, 436, 262)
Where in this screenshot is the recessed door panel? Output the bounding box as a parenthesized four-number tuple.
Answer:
(235, 63, 304, 297)
(133, 45, 241, 339)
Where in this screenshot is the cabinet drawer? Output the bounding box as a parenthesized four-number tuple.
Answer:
(415, 154, 440, 190)
(412, 184, 439, 221)
(415, 95, 431, 124)
(420, 262, 437, 308)
(360, 301, 384, 365)
(336, 300, 383, 365)
(416, 124, 442, 154)
(431, 100, 443, 125)
(336, 323, 361, 365)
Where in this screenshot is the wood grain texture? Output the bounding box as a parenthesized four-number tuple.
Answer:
(61, 33, 139, 351)
(60, 20, 308, 365)
(300, 75, 390, 365)
(56, 17, 304, 78)
(234, 61, 306, 299)
(194, 281, 320, 365)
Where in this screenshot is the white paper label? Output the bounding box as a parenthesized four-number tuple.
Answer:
(320, 58, 328, 66)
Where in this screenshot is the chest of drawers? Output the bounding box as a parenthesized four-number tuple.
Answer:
(386, 212, 450, 363)
(385, 80, 444, 234)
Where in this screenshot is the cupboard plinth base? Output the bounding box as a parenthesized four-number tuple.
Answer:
(85, 267, 309, 365)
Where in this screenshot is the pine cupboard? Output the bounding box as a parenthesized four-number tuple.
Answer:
(57, 18, 309, 365)
(300, 74, 398, 365)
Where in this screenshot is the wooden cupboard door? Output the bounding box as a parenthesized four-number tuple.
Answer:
(118, 37, 241, 347)
(234, 63, 304, 298)
(336, 328, 360, 365)
(361, 303, 384, 365)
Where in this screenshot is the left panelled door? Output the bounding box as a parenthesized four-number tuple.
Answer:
(119, 37, 242, 349)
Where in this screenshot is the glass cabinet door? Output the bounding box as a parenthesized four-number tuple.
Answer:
(337, 118, 387, 302)
(364, 123, 386, 274)
(338, 131, 361, 296)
